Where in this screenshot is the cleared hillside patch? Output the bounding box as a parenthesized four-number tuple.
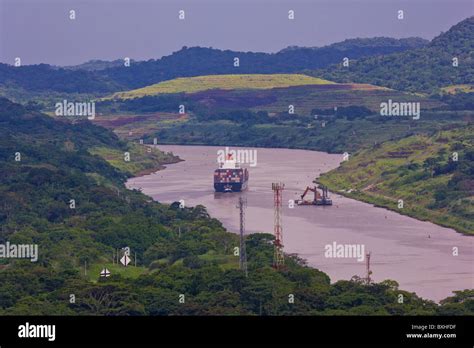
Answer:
(108, 74, 336, 99)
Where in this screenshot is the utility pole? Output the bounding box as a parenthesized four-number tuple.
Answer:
(366, 252, 372, 285)
(237, 196, 248, 277)
(272, 182, 285, 269)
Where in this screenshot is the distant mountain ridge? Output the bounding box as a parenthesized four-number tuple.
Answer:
(62, 37, 427, 72)
(61, 59, 133, 71)
(0, 37, 428, 96)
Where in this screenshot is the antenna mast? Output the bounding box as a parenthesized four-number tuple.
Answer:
(366, 252, 372, 285)
(238, 196, 248, 277)
(272, 182, 285, 269)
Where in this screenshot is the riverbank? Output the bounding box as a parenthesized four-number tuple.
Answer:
(317, 127, 474, 236)
(90, 142, 182, 177)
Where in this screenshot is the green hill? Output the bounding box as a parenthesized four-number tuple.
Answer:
(314, 16, 474, 93)
(318, 126, 474, 234)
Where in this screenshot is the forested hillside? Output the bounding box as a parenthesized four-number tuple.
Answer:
(315, 17, 474, 93)
(100, 38, 427, 90)
(1, 97, 471, 315)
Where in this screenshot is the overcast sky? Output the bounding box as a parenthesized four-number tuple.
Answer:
(0, 0, 472, 66)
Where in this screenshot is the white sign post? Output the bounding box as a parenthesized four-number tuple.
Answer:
(120, 254, 130, 267)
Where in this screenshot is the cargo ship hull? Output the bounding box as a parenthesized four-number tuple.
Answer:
(214, 181, 248, 192)
(213, 165, 249, 193)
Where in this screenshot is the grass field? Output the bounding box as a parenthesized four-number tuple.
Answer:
(198, 250, 240, 270)
(87, 262, 148, 282)
(108, 74, 337, 99)
(148, 252, 240, 273)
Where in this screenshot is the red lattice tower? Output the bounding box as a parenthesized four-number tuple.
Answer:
(272, 182, 285, 269)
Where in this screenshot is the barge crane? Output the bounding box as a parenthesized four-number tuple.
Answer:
(295, 185, 332, 206)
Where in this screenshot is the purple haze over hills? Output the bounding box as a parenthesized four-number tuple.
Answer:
(0, 0, 472, 66)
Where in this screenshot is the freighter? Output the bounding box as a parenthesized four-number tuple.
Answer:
(214, 154, 249, 192)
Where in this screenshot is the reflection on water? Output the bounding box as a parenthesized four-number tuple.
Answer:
(213, 192, 246, 200)
(127, 145, 474, 302)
